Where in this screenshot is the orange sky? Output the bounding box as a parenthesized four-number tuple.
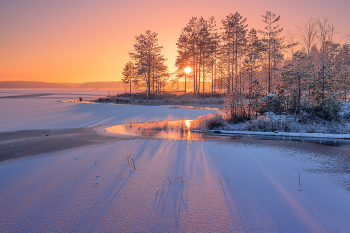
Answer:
(1, 0, 349, 83)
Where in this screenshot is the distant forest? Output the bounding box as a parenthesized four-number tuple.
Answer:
(0, 81, 125, 89)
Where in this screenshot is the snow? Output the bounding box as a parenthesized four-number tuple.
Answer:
(218, 130, 350, 139)
(0, 89, 214, 131)
(1, 138, 350, 232)
(1, 89, 350, 232)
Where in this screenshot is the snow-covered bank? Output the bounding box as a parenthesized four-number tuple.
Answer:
(216, 130, 350, 139)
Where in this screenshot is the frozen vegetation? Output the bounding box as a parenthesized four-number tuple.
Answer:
(92, 92, 224, 109)
(91, 92, 350, 137)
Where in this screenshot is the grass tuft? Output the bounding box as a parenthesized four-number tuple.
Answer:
(132, 157, 136, 169)
(163, 177, 171, 183)
(127, 154, 131, 164)
(175, 175, 188, 184)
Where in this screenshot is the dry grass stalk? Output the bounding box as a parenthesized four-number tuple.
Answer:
(163, 177, 171, 183)
(298, 172, 301, 185)
(95, 160, 96, 165)
(226, 176, 229, 188)
(132, 157, 136, 169)
(118, 173, 123, 178)
(156, 188, 164, 193)
(127, 154, 131, 164)
(175, 175, 188, 184)
(220, 174, 222, 183)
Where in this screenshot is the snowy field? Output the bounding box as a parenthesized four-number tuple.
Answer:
(1, 89, 350, 232)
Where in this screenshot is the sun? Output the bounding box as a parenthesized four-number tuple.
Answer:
(184, 67, 192, 74)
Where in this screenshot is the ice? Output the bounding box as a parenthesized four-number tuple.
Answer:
(0, 89, 214, 131)
(1, 139, 350, 232)
(218, 130, 350, 139)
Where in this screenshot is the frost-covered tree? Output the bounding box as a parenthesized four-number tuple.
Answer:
(309, 64, 342, 120)
(151, 54, 169, 93)
(281, 51, 311, 113)
(122, 61, 138, 94)
(129, 30, 166, 98)
(298, 18, 318, 56)
(176, 16, 218, 94)
(259, 11, 283, 94)
(312, 64, 335, 106)
(221, 12, 248, 92)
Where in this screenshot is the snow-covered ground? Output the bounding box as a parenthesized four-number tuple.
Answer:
(218, 130, 350, 139)
(1, 89, 350, 232)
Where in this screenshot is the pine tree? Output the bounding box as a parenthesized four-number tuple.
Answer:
(312, 64, 334, 106)
(122, 61, 138, 94)
(250, 80, 264, 116)
(259, 11, 283, 94)
(281, 51, 310, 113)
(175, 16, 217, 94)
(221, 12, 248, 92)
(129, 30, 166, 98)
(310, 64, 341, 120)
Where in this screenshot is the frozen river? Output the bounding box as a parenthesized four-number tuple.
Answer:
(0, 89, 214, 131)
(0, 89, 350, 232)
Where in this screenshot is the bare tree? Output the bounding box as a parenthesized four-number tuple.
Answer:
(297, 18, 318, 55)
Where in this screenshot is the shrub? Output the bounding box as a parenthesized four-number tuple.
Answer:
(259, 94, 281, 114)
(305, 99, 342, 121)
(191, 113, 230, 131)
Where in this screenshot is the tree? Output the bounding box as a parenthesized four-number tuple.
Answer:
(176, 16, 218, 94)
(122, 61, 138, 94)
(221, 12, 248, 92)
(312, 64, 335, 106)
(259, 11, 283, 94)
(129, 30, 166, 98)
(297, 18, 318, 55)
(338, 64, 350, 101)
(315, 17, 336, 63)
(151, 54, 169, 93)
(281, 51, 311, 113)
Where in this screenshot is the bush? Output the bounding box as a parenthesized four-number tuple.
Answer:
(305, 99, 342, 121)
(259, 94, 281, 114)
(191, 113, 230, 131)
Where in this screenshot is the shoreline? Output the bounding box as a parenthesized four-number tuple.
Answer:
(0, 127, 130, 164)
(215, 129, 350, 139)
(2, 121, 350, 165)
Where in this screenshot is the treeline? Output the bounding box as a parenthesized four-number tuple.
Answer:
(0, 81, 73, 89)
(124, 11, 350, 120)
(78, 81, 124, 88)
(0, 81, 125, 89)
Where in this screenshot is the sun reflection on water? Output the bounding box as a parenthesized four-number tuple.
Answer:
(105, 119, 207, 141)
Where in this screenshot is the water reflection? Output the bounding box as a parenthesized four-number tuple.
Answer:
(105, 120, 213, 141)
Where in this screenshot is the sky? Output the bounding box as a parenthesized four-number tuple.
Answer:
(1, 0, 350, 83)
